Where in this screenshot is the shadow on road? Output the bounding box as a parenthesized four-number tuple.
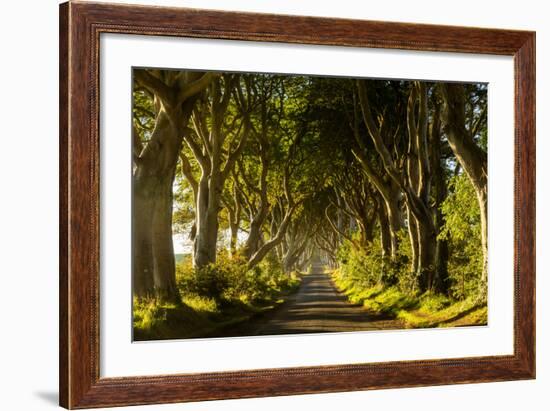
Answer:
(212, 265, 404, 338)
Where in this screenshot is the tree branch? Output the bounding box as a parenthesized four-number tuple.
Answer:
(324, 204, 359, 248)
(179, 152, 198, 198)
(184, 131, 210, 174)
(134, 70, 173, 106)
(177, 72, 218, 103)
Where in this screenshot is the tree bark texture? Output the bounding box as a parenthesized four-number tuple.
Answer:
(133, 69, 215, 300)
(440, 83, 488, 290)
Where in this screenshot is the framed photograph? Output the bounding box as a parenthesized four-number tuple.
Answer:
(59, 1, 535, 408)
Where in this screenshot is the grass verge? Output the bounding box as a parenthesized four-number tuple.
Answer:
(133, 273, 301, 341)
(332, 269, 487, 329)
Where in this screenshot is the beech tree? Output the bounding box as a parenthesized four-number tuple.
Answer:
(184, 74, 254, 268)
(133, 69, 216, 300)
(440, 83, 488, 290)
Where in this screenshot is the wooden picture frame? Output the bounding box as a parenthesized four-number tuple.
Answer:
(59, 1, 535, 408)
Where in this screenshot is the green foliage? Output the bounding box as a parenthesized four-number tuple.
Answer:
(362, 287, 418, 316)
(333, 234, 417, 317)
(332, 209, 487, 328)
(251, 252, 302, 295)
(176, 251, 300, 306)
(133, 69, 488, 338)
(135, 252, 302, 340)
(132, 89, 155, 141)
(336, 233, 410, 292)
(133, 298, 210, 341)
(439, 174, 484, 299)
(332, 269, 487, 329)
(176, 252, 247, 303)
(439, 174, 481, 242)
(336, 240, 379, 289)
(397, 296, 487, 329)
(419, 292, 452, 312)
(182, 294, 219, 314)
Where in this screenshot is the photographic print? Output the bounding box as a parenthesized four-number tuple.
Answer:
(132, 68, 488, 341)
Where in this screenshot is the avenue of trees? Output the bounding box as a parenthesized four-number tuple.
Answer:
(132, 68, 488, 335)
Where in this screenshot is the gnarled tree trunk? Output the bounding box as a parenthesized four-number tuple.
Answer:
(356, 80, 438, 291)
(132, 69, 215, 301)
(440, 83, 488, 292)
(429, 99, 450, 294)
(133, 108, 183, 301)
(188, 75, 250, 269)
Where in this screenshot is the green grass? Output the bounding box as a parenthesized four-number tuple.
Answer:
(362, 287, 418, 316)
(332, 269, 487, 329)
(397, 297, 487, 329)
(132, 296, 273, 341)
(183, 294, 219, 314)
(133, 299, 214, 341)
(134, 270, 302, 341)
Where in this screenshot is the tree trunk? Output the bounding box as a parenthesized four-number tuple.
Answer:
(384, 187, 402, 259)
(430, 102, 450, 294)
(406, 205, 419, 285)
(151, 177, 178, 301)
(193, 175, 218, 268)
(440, 83, 488, 293)
(132, 69, 216, 300)
(416, 217, 437, 291)
(225, 188, 241, 256)
(133, 182, 155, 298)
(435, 236, 449, 294)
(336, 196, 345, 244)
(189, 75, 249, 269)
(477, 189, 488, 286)
(247, 207, 295, 270)
(244, 216, 265, 259)
(229, 221, 239, 256)
(378, 204, 392, 258)
(132, 109, 183, 302)
(242, 153, 270, 259)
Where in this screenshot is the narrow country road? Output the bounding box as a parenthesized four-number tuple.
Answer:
(216, 263, 404, 337)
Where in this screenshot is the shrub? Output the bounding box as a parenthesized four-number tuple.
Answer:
(336, 234, 408, 292)
(439, 174, 485, 300)
(176, 250, 301, 306)
(176, 251, 247, 303)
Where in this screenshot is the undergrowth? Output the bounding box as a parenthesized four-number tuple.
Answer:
(133, 251, 302, 340)
(332, 268, 487, 329)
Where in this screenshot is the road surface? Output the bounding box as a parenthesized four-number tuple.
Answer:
(216, 263, 404, 337)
